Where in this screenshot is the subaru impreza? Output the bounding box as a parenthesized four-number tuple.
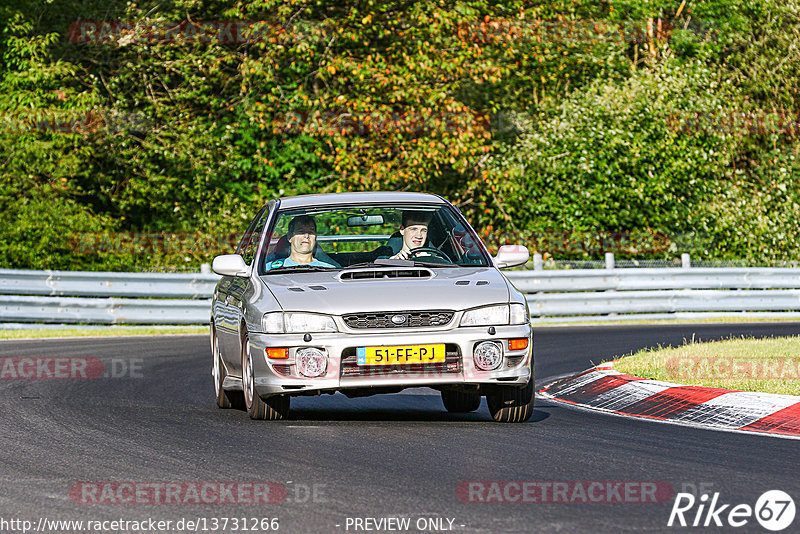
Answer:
(210, 192, 533, 422)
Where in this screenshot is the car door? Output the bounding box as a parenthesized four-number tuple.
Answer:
(220, 205, 272, 376)
(215, 206, 269, 375)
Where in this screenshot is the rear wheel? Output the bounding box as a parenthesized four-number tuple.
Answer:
(441, 389, 481, 413)
(486, 378, 535, 423)
(212, 329, 244, 409)
(242, 333, 290, 420)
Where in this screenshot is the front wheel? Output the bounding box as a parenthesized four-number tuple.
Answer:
(486, 378, 535, 423)
(213, 329, 244, 409)
(242, 333, 290, 420)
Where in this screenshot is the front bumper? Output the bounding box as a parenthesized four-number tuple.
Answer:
(244, 324, 533, 398)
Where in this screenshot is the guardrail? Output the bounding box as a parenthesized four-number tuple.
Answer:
(0, 295, 211, 324)
(1, 262, 800, 324)
(505, 268, 800, 293)
(0, 269, 218, 324)
(506, 260, 800, 322)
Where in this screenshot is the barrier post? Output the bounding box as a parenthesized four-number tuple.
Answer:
(605, 252, 615, 270)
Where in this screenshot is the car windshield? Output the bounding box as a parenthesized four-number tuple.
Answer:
(258, 203, 490, 273)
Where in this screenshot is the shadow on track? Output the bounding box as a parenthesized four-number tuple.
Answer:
(225, 392, 552, 424)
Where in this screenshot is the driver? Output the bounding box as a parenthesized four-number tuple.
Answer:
(275, 215, 336, 268)
(390, 210, 433, 260)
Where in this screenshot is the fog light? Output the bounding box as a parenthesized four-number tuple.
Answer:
(474, 341, 503, 371)
(296, 348, 327, 378)
(509, 338, 529, 351)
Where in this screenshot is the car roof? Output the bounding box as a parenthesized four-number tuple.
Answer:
(276, 191, 448, 209)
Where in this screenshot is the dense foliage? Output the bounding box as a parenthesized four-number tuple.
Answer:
(1, 0, 799, 270)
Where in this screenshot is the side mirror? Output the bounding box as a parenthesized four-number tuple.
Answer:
(494, 245, 529, 269)
(212, 254, 249, 277)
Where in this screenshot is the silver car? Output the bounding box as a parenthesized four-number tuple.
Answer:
(210, 192, 534, 422)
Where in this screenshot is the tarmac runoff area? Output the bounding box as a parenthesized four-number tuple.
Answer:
(539, 363, 800, 439)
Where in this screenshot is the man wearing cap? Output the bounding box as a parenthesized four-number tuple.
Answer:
(275, 215, 336, 268)
(390, 210, 433, 260)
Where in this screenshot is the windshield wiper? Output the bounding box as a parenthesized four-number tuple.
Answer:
(341, 261, 385, 269)
(411, 260, 455, 267)
(344, 259, 414, 269)
(264, 265, 337, 274)
(343, 258, 455, 269)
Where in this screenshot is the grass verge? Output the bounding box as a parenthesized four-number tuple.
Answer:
(0, 326, 207, 339)
(608, 336, 800, 396)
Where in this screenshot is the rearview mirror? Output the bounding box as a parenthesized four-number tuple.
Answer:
(494, 245, 529, 269)
(347, 214, 385, 227)
(212, 254, 249, 277)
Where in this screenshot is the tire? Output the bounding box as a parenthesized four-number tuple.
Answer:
(242, 333, 290, 420)
(212, 329, 244, 409)
(486, 378, 535, 423)
(441, 389, 481, 413)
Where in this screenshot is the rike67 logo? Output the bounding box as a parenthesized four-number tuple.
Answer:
(668, 490, 796, 531)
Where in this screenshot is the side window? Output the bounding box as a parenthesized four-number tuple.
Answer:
(237, 208, 269, 266)
(443, 208, 487, 265)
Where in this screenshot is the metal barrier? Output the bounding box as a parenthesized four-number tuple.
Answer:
(0, 269, 218, 324)
(1, 265, 800, 324)
(505, 265, 800, 322)
(506, 267, 800, 292)
(0, 295, 211, 324)
(0, 269, 218, 298)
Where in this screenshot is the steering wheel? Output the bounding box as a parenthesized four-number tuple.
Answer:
(408, 247, 452, 263)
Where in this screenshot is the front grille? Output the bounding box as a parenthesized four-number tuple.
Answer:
(340, 344, 461, 378)
(343, 310, 454, 330)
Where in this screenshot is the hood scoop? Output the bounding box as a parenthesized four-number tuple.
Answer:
(339, 268, 433, 281)
(287, 285, 327, 292)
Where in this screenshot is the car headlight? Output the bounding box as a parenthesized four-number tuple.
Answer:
(460, 305, 510, 327)
(262, 312, 338, 333)
(262, 312, 284, 333)
(510, 303, 529, 325)
(286, 313, 337, 333)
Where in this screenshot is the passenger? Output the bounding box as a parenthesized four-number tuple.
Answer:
(390, 210, 433, 260)
(276, 215, 336, 268)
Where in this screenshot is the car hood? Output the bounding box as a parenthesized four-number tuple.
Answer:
(260, 267, 511, 314)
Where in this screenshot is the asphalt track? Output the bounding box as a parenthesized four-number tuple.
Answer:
(1, 323, 799, 534)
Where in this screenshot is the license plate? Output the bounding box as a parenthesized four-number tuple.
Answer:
(356, 344, 446, 366)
